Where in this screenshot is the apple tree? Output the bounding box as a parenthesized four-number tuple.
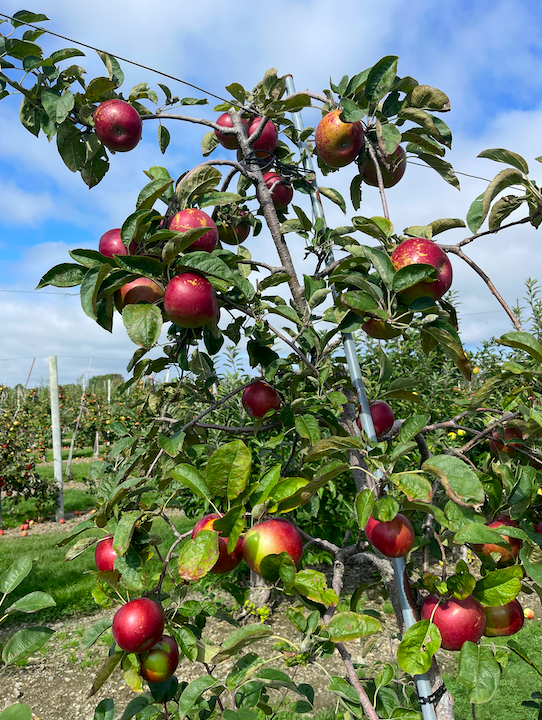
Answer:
(2, 9, 542, 720)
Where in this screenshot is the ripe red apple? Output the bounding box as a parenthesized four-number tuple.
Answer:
(370, 400, 395, 438)
(112, 598, 165, 654)
(259, 172, 293, 210)
(391, 238, 453, 305)
(242, 381, 281, 419)
(99, 228, 137, 258)
(95, 536, 118, 572)
(168, 208, 218, 253)
(242, 519, 303, 576)
(214, 113, 246, 150)
(488, 427, 523, 457)
(191, 513, 243, 574)
(364, 513, 414, 558)
(246, 117, 278, 158)
(471, 516, 522, 563)
(534, 521, 542, 534)
(93, 99, 142, 152)
(421, 594, 486, 651)
(0, 530, 4, 536)
(115, 278, 164, 311)
(163, 272, 218, 328)
(314, 109, 364, 168)
(483, 599, 524, 637)
(359, 145, 407, 188)
(139, 635, 179, 683)
(362, 318, 402, 340)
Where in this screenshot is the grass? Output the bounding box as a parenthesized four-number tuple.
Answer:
(43, 446, 106, 462)
(0, 486, 95, 528)
(443, 621, 542, 720)
(0, 516, 195, 627)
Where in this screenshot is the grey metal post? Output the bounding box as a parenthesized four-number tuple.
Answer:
(48, 356, 64, 521)
(285, 76, 437, 720)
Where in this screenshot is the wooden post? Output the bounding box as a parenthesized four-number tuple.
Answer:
(48, 356, 64, 522)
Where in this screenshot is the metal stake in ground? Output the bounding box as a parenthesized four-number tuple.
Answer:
(48, 356, 64, 522)
(284, 75, 437, 720)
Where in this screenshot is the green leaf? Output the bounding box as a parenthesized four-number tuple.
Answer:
(397, 620, 441, 674)
(97, 51, 124, 86)
(197, 190, 243, 208)
(19, 97, 41, 136)
(497, 331, 542, 363)
(173, 626, 198, 662)
(327, 612, 381, 642)
(41, 88, 74, 123)
(399, 414, 430, 443)
(121, 697, 149, 720)
(365, 56, 398, 106)
(136, 178, 173, 210)
(206, 440, 252, 500)
(81, 618, 112, 651)
(201, 131, 219, 156)
(7, 592, 56, 614)
(89, 651, 124, 697)
(214, 505, 245, 554)
(415, 152, 459, 188)
(392, 473, 433, 503)
(410, 85, 450, 112)
(294, 569, 338, 606)
(392, 263, 438, 294)
(10, 10, 49, 26)
(178, 530, 219, 581)
(113, 510, 141, 556)
(472, 566, 523, 607)
(319, 186, 346, 213)
(304, 436, 366, 461)
(158, 429, 185, 458)
(377, 122, 402, 154)
(0, 556, 33, 594)
(0, 705, 32, 720)
(171, 463, 212, 502)
(2, 627, 55, 665)
(422, 455, 485, 506)
(427, 217, 466, 236)
(158, 124, 170, 154)
(178, 676, 218, 719)
(56, 121, 86, 172)
(355, 488, 375, 529)
(94, 699, 115, 720)
(458, 642, 501, 704)
(508, 640, 542, 677)
(177, 166, 222, 208)
(480, 168, 526, 228)
(467, 192, 485, 233)
(80, 263, 112, 321)
(356, 246, 396, 287)
(176, 251, 233, 283)
(122, 304, 162, 349)
(488, 195, 525, 230)
(295, 414, 321, 445)
(339, 98, 365, 123)
(213, 625, 273, 663)
(275, 464, 348, 514)
(478, 148, 529, 175)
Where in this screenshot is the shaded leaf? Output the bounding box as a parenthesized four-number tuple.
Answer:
(458, 642, 501, 704)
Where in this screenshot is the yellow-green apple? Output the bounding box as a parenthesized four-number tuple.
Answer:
(364, 513, 414, 557)
(242, 519, 303, 576)
(421, 594, 486, 651)
(139, 635, 179, 683)
(95, 536, 117, 572)
(99, 228, 136, 257)
(259, 172, 293, 210)
(93, 99, 142, 152)
(471, 516, 522, 563)
(391, 238, 452, 304)
(242, 381, 281, 419)
(115, 278, 164, 311)
(246, 117, 278, 157)
(168, 208, 218, 253)
(191, 513, 243, 574)
(112, 598, 165, 653)
(359, 145, 407, 187)
(163, 272, 218, 328)
(483, 599, 524, 637)
(314, 110, 364, 168)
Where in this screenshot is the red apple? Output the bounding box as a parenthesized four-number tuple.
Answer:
(370, 400, 395, 438)
(112, 598, 165, 654)
(242, 519, 303, 577)
(362, 318, 402, 340)
(168, 208, 218, 253)
(246, 117, 278, 158)
(314, 109, 364, 168)
(115, 278, 164, 311)
(483, 599, 524, 637)
(214, 113, 246, 150)
(139, 635, 179, 683)
(259, 172, 293, 210)
(534, 522, 542, 534)
(359, 145, 407, 188)
(95, 536, 118, 572)
(93, 99, 142, 152)
(364, 513, 414, 558)
(99, 228, 137, 258)
(488, 427, 523, 457)
(471, 516, 522, 563)
(421, 594, 486, 651)
(217, 212, 251, 245)
(0, 530, 4, 536)
(191, 513, 243, 574)
(242, 381, 281, 419)
(163, 272, 218, 328)
(391, 238, 453, 305)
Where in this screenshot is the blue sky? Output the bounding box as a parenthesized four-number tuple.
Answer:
(2, 0, 542, 385)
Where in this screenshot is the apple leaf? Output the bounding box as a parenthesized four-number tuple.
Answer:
(355, 488, 375, 529)
(122, 304, 162, 349)
(295, 414, 321, 445)
(89, 651, 124, 697)
(415, 152, 459, 188)
(0, 704, 32, 720)
(365, 55, 398, 106)
(458, 642, 501, 704)
(0, 556, 33, 594)
(398, 414, 430, 443)
(172, 626, 198, 662)
(2, 627, 55, 666)
(392, 473, 433, 503)
(275, 464, 348, 514)
(212, 625, 273, 664)
(294, 569, 338, 606)
(355, 246, 396, 288)
(136, 178, 173, 210)
(175, 251, 233, 283)
(93, 699, 115, 720)
(158, 429, 185, 458)
(7, 591, 56, 615)
(201, 131, 219, 157)
(56, 519, 96, 547)
(327, 612, 381, 642)
(112, 511, 142, 556)
(427, 217, 466, 236)
(81, 618, 112, 651)
(206, 439, 252, 500)
(422, 455, 485, 506)
(467, 192, 485, 233)
(114, 548, 146, 591)
(341, 290, 380, 315)
(508, 640, 542, 677)
(259, 551, 296, 584)
(57, 121, 86, 172)
(478, 148, 529, 175)
(392, 263, 438, 294)
(80, 263, 112, 321)
(411, 85, 451, 112)
(497, 331, 542, 364)
(177, 166, 222, 209)
(479, 168, 526, 228)
(488, 194, 525, 230)
(319, 186, 346, 213)
(472, 566, 523, 607)
(178, 530, 219, 582)
(377, 121, 401, 155)
(197, 190, 242, 208)
(397, 620, 441, 675)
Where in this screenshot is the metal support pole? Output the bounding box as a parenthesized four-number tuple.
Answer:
(48, 356, 64, 522)
(285, 76, 437, 720)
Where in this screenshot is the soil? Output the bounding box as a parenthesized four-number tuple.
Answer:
(0, 499, 541, 720)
